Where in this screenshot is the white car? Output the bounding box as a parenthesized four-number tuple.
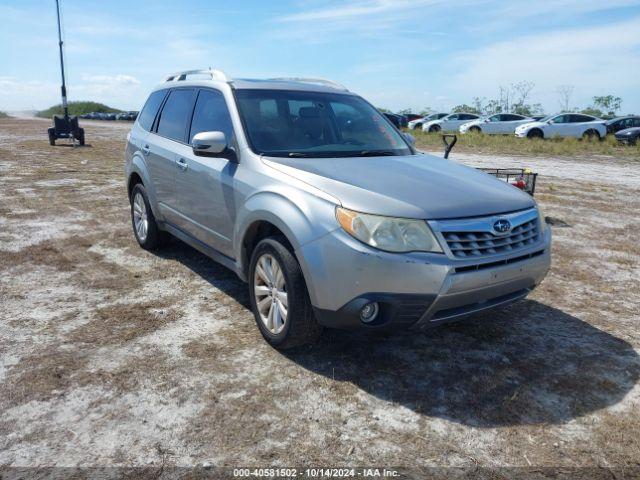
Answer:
(460, 113, 533, 135)
(407, 112, 448, 130)
(515, 113, 606, 139)
(422, 112, 480, 132)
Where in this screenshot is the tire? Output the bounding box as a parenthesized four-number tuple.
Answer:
(413, 123, 422, 130)
(527, 129, 543, 139)
(249, 237, 322, 349)
(48, 128, 56, 146)
(469, 126, 481, 134)
(130, 183, 167, 250)
(77, 128, 85, 146)
(429, 124, 441, 133)
(582, 129, 600, 141)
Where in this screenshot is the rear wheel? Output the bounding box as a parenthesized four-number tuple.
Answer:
(429, 124, 441, 133)
(469, 126, 482, 134)
(527, 129, 543, 139)
(48, 128, 56, 146)
(249, 237, 322, 349)
(582, 129, 600, 141)
(130, 183, 167, 250)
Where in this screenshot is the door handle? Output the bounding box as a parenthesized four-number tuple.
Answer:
(142, 144, 150, 156)
(176, 158, 189, 171)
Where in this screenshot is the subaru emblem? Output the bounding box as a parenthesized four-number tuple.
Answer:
(493, 219, 511, 234)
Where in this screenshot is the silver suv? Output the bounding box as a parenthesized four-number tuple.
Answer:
(125, 70, 551, 349)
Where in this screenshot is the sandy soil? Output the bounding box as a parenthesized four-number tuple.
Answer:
(1, 118, 639, 474)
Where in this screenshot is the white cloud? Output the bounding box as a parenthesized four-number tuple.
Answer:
(448, 17, 640, 112)
(80, 74, 141, 86)
(278, 0, 439, 22)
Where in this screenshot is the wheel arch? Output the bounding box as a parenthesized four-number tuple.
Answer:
(234, 190, 337, 282)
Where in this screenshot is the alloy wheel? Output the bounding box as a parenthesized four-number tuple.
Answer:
(254, 253, 288, 334)
(132, 192, 149, 242)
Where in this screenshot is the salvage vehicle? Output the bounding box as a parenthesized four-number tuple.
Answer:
(615, 127, 640, 145)
(605, 116, 640, 134)
(515, 113, 606, 139)
(407, 112, 448, 130)
(125, 70, 551, 348)
(459, 113, 533, 135)
(421, 112, 480, 132)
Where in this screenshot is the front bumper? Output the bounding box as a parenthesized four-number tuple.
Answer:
(297, 224, 551, 330)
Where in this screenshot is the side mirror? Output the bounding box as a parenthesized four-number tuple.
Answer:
(484, 119, 490, 123)
(192, 131, 227, 156)
(547, 120, 553, 124)
(403, 132, 415, 146)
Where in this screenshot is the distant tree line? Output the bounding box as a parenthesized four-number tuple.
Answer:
(36, 101, 122, 118)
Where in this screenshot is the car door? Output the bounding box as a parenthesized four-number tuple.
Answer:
(546, 114, 571, 137)
(173, 88, 237, 257)
(149, 88, 197, 225)
(483, 114, 502, 134)
(570, 114, 594, 137)
(440, 114, 459, 131)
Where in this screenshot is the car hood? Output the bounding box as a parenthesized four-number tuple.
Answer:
(264, 153, 535, 219)
(616, 127, 640, 135)
(516, 121, 545, 130)
(422, 119, 441, 128)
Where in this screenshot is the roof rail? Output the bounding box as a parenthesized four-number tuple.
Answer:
(268, 77, 348, 91)
(164, 69, 228, 82)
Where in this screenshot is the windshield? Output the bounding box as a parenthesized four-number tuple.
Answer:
(234, 89, 412, 158)
(538, 115, 557, 122)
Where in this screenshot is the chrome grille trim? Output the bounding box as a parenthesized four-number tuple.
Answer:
(429, 208, 541, 260)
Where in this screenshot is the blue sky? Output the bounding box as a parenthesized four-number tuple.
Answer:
(1, 0, 639, 114)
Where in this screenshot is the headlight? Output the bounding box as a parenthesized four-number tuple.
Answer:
(336, 207, 443, 253)
(537, 205, 547, 233)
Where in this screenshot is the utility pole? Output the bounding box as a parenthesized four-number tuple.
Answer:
(55, 0, 68, 121)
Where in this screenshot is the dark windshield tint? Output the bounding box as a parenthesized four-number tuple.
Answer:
(234, 89, 412, 157)
(138, 90, 166, 131)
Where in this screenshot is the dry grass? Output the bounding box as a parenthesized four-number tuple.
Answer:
(411, 129, 640, 158)
(1, 117, 639, 471)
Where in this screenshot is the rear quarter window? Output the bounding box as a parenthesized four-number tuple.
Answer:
(137, 90, 167, 132)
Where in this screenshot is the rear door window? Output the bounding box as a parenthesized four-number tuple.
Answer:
(137, 90, 167, 131)
(156, 89, 196, 142)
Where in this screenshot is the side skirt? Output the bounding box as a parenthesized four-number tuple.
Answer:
(160, 221, 244, 280)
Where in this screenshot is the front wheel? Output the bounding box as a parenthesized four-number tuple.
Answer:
(527, 129, 543, 139)
(429, 124, 441, 133)
(249, 237, 322, 349)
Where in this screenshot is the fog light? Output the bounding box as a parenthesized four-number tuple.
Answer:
(360, 302, 379, 323)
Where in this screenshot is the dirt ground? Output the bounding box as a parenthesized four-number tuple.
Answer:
(1, 117, 639, 474)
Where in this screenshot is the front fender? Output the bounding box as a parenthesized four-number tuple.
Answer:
(234, 189, 339, 285)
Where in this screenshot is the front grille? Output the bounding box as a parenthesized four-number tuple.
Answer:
(443, 219, 539, 259)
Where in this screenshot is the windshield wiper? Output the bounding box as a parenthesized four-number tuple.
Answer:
(357, 150, 396, 157)
(288, 152, 311, 157)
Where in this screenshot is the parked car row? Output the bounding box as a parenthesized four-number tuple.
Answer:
(80, 111, 138, 121)
(400, 110, 639, 142)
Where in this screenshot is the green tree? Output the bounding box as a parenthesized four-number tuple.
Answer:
(592, 95, 622, 117)
(452, 104, 482, 115)
(419, 107, 433, 116)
